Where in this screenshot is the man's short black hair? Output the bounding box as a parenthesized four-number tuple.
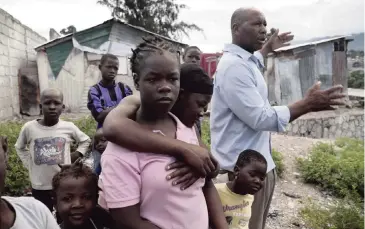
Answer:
(180, 63, 213, 95)
(236, 149, 267, 168)
(100, 53, 118, 65)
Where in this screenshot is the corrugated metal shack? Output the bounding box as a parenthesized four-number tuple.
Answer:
(34, 19, 187, 112)
(265, 36, 353, 105)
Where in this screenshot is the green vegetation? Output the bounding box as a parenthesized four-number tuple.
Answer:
(298, 138, 364, 228)
(300, 198, 364, 229)
(0, 121, 30, 196)
(298, 138, 364, 199)
(201, 119, 211, 147)
(272, 149, 284, 177)
(348, 70, 364, 89)
(0, 116, 97, 196)
(97, 0, 202, 40)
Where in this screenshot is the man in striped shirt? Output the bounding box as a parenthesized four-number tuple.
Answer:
(88, 54, 133, 129)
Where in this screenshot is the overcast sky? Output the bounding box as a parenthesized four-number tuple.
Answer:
(1, 0, 363, 52)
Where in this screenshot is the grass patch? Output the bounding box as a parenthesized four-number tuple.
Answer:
(297, 138, 364, 199)
(0, 116, 96, 196)
(201, 119, 211, 147)
(300, 199, 364, 229)
(298, 138, 364, 228)
(272, 149, 284, 177)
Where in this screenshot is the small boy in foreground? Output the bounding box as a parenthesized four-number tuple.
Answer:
(15, 88, 91, 212)
(215, 149, 267, 229)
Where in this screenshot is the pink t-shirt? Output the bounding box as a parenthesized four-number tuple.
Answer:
(98, 114, 209, 229)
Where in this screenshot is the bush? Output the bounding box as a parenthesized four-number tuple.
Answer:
(0, 121, 30, 196)
(348, 70, 364, 89)
(300, 199, 364, 229)
(201, 119, 211, 147)
(297, 138, 364, 199)
(272, 149, 284, 178)
(0, 116, 97, 196)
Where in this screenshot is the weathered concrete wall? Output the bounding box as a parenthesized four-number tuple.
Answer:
(0, 8, 46, 119)
(285, 109, 364, 139)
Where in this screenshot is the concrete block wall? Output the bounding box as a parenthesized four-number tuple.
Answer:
(285, 109, 364, 139)
(0, 8, 46, 119)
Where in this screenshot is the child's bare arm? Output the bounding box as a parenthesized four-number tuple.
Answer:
(103, 93, 216, 177)
(71, 124, 91, 162)
(203, 180, 228, 229)
(14, 125, 31, 169)
(110, 205, 161, 229)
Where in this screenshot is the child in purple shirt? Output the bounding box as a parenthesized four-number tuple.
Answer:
(87, 54, 133, 129)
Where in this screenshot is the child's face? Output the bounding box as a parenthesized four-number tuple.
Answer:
(95, 136, 107, 153)
(234, 161, 267, 195)
(99, 57, 119, 82)
(40, 92, 64, 120)
(178, 92, 211, 128)
(56, 177, 96, 227)
(136, 53, 180, 113)
(184, 48, 201, 65)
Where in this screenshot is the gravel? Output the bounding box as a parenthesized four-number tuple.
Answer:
(266, 134, 333, 229)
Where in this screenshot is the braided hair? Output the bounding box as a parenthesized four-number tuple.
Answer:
(52, 161, 98, 197)
(130, 37, 177, 82)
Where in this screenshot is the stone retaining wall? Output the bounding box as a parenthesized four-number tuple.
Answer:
(284, 109, 364, 139)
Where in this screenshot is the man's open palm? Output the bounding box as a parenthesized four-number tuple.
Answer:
(268, 29, 294, 51)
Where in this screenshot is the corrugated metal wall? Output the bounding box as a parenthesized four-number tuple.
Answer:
(267, 41, 348, 105)
(332, 51, 348, 92)
(298, 49, 316, 97)
(276, 58, 302, 105)
(315, 42, 333, 90)
(48, 48, 85, 111)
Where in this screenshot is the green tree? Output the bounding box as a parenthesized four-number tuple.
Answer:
(97, 0, 202, 40)
(348, 70, 364, 89)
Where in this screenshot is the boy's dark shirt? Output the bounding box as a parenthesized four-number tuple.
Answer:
(59, 205, 116, 229)
(87, 81, 133, 129)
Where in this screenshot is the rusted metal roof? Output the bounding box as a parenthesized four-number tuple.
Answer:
(274, 35, 353, 53)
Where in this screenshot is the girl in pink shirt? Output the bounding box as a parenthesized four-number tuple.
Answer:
(98, 37, 210, 229)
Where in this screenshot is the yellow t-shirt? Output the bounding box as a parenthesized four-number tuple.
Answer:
(215, 183, 254, 229)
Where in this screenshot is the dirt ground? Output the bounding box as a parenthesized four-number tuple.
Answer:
(266, 134, 332, 229)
